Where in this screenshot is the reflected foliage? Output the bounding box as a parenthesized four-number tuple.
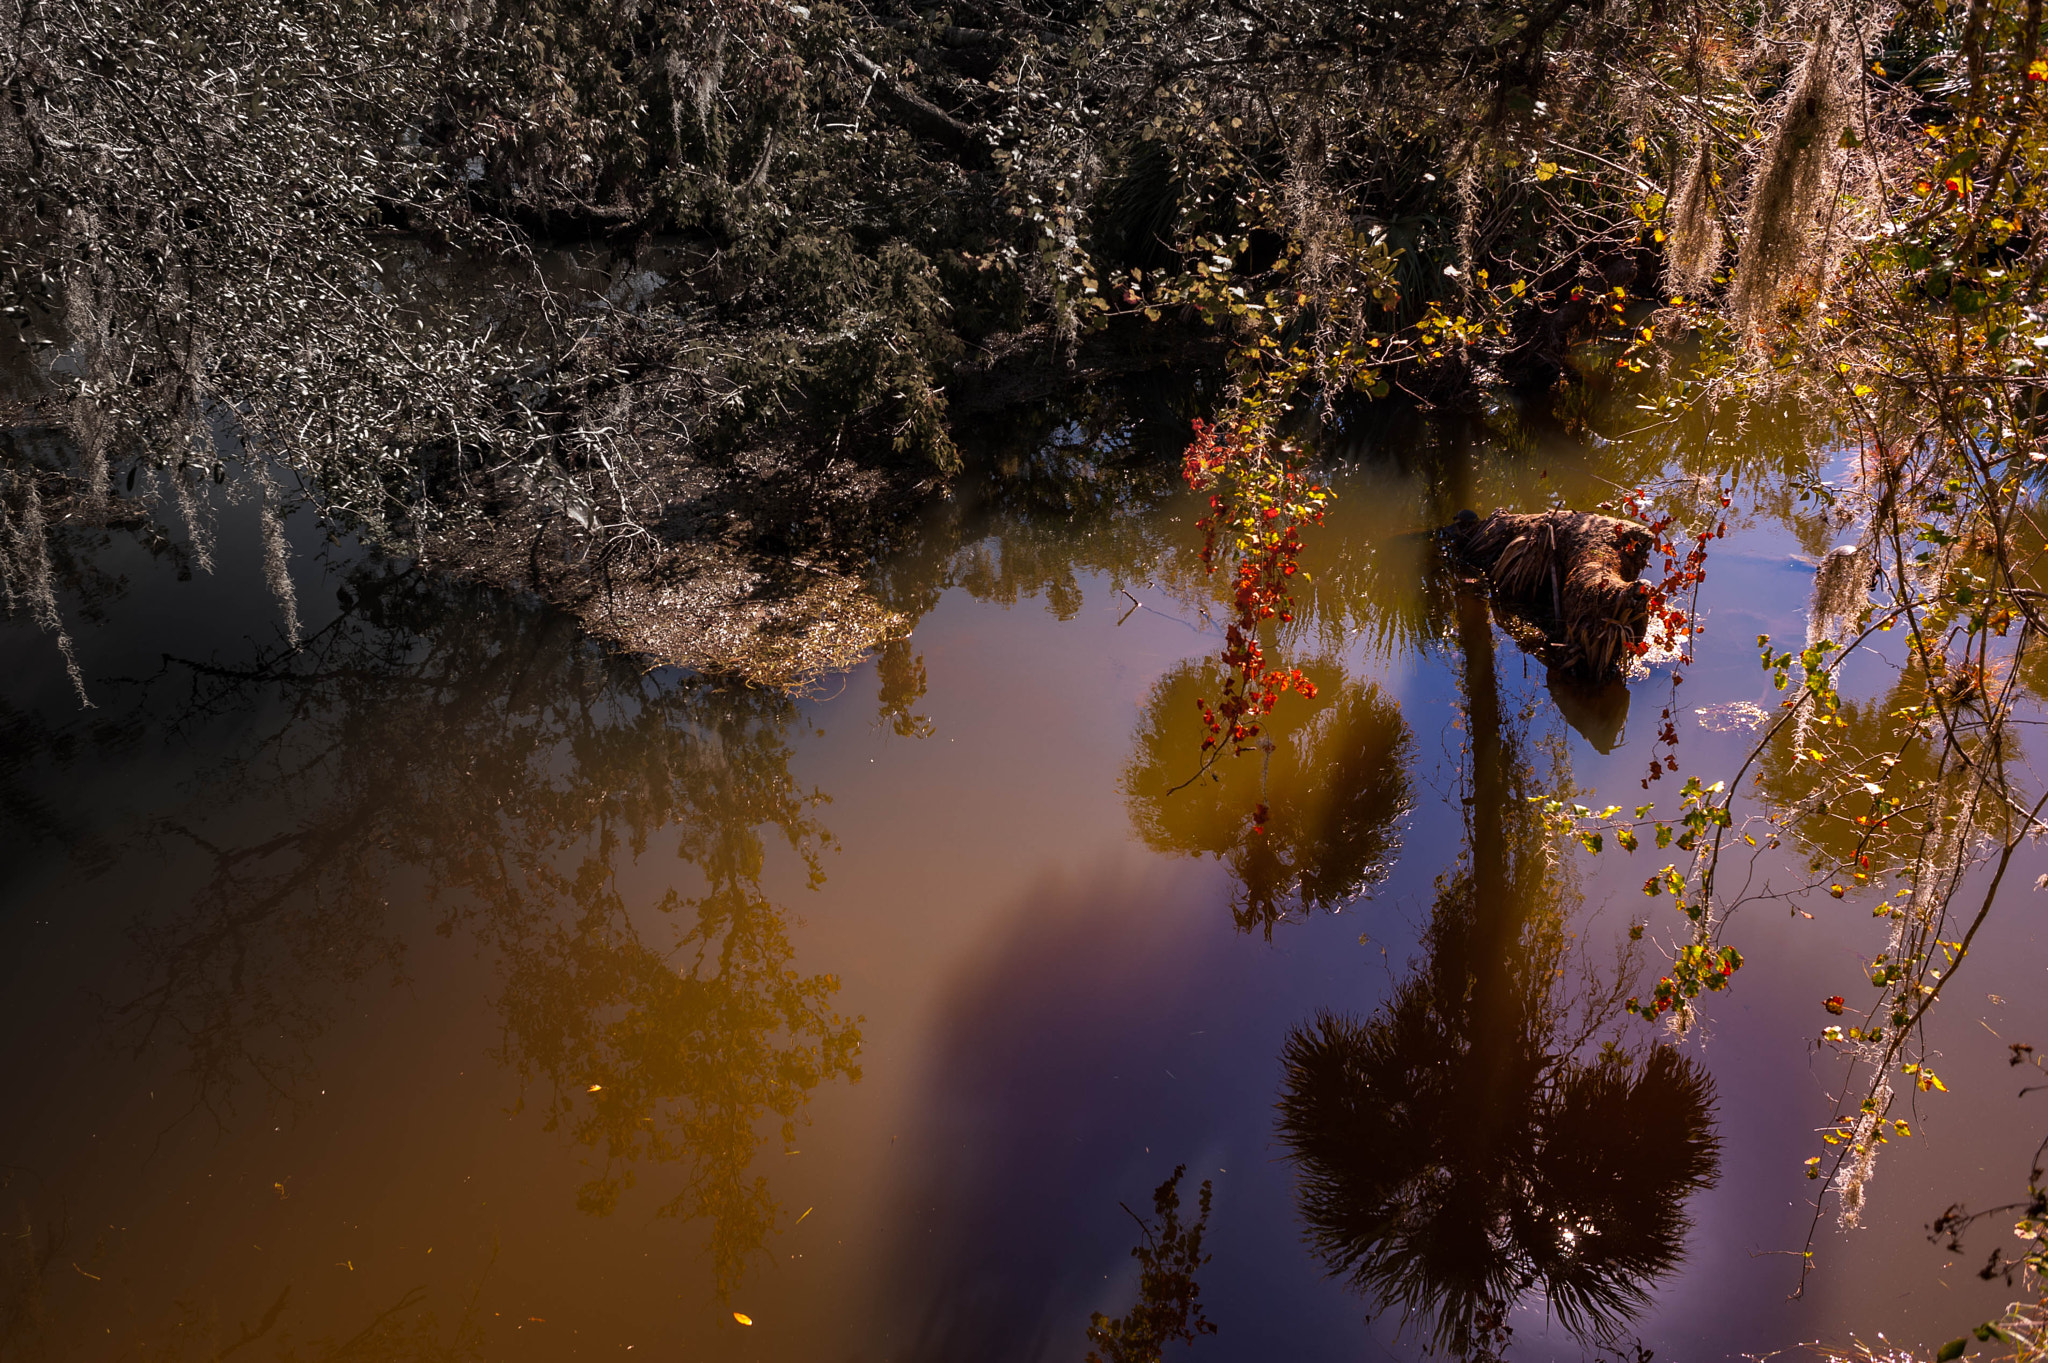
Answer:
(1750, 521, 2048, 886)
(1751, 666, 2015, 883)
(870, 400, 1211, 632)
(875, 636, 936, 739)
(495, 875, 860, 1280)
(1280, 1015, 1718, 1357)
(1083, 1166, 1219, 1363)
(1277, 592, 1719, 1357)
(1123, 658, 1412, 937)
(1282, 396, 1839, 665)
(31, 567, 859, 1301)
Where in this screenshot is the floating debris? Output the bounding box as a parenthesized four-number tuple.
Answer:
(1695, 701, 1769, 733)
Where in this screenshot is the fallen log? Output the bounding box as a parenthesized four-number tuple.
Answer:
(1448, 508, 1654, 678)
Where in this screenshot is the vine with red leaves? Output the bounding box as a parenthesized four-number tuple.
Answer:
(1181, 417, 1329, 766)
(1603, 482, 1731, 787)
(1606, 482, 1729, 661)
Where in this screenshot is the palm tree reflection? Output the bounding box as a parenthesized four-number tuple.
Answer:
(1122, 658, 1413, 937)
(1276, 588, 1719, 1358)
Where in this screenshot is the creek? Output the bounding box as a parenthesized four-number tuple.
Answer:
(3, 389, 2044, 1361)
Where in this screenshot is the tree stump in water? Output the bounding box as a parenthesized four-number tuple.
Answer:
(1449, 509, 1655, 678)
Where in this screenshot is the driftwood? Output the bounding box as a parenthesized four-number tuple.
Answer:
(1449, 509, 1654, 678)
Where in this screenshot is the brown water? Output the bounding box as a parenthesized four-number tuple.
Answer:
(4, 395, 2046, 1361)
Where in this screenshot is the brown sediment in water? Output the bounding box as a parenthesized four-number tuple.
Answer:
(1452, 509, 1654, 678)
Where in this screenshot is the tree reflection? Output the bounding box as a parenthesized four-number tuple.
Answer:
(493, 877, 861, 1282)
(1083, 1165, 1218, 1363)
(1276, 588, 1720, 1358)
(874, 635, 936, 738)
(92, 568, 860, 1300)
(1122, 658, 1412, 937)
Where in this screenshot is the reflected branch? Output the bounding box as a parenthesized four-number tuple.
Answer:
(1083, 1166, 1219, 1363)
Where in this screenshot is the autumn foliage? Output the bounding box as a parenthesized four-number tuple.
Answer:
(1180, 418, 1329, 762)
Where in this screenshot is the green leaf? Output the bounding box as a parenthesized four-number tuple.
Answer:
(1936, 1338, 1966, 1362)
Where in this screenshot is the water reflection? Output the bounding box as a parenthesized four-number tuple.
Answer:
(1546, 669, 1632, 754)
(870, 434, 1205, 633)
(4, 381, 1971, 1358)
(1750, 523, 2048, 880)
(1083, 1165, 1218, 1362)
(1122, 659, 1412, 937)
(874, 635, 936, 738)
(2, 1167, 495, 1361)
(34, 567, 859, 1301)
(1277, 587, 1720, 1357)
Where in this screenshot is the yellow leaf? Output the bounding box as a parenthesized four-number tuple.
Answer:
(734, 1313, 754, 1326)
(587, 1083, 603, 1092)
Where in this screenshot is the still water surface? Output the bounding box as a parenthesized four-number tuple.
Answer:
(4, 400, 2046, 1360)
